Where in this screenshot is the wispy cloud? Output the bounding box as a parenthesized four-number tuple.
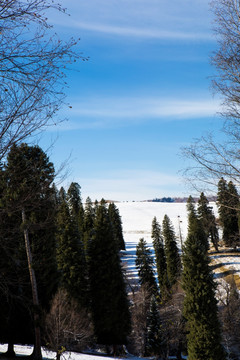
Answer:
(52, 0, 212, 42)
(53, 96, 220, 130)
(70, 21, 211, 41)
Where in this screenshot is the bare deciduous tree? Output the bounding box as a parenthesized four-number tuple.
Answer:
(183, 0, 240, 195)
(0, 0, 86, 160)
(44, 289, 93, 360)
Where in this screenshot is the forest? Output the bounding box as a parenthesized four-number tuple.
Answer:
(2, 1, 240, 359)
(1, 143, 240, 360)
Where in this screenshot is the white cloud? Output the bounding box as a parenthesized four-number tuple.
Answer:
(70, 21, 211, 41)
(51, 0, 212, 41)
(52, 96, 221, 130)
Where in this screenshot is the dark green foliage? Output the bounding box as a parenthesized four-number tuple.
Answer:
(182, 203, 226, 360)
(136, 238, 158, 296)
(67, 182, 84, 233)
(145, 296, 163, 357)
(187, 196, 209, 253)
(162, 215, 181, 286)
(0, 143, 58, 345)
(88, 200, 131, 345)
(198, 192, 219, 251)
(151, 217, 169, 299)
(108, 202, 126, 250)
(217, 178, 239, 247)
(83, 196, 95, 250)
(56, 199, 87, 308)
(59, 187, 67, 204)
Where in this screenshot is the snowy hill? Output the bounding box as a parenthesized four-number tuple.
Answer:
(117, 201, 217, 280)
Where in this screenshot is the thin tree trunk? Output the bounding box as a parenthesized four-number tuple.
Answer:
(22, 208, 42, 360)
(5, 342, 15, 357)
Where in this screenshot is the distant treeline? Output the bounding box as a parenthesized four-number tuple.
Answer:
(149, 196, 217, 203)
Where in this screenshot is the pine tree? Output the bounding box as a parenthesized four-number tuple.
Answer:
(67, 182, 84, 233)
(187, 196, 209, 253)
(56, 199, 88, 308)
(87, 200, 131, 346)
(83, 196, 95, 250)
(135, 238, 158, 296)
(108, 202, 126, 250)
(182, 204, 226, 360)
(151, 217, 169, 299)
(2, 143, 58, 359)
(197, 192, 219, 251)
(145, 296, 164, 357)
(162, 215, 181, 286)
(217, 178, 239, 248)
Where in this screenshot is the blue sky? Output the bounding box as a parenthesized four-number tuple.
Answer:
(37, 0, 224, 201)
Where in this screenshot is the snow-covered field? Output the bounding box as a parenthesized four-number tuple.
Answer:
(117, 201, 240, 291)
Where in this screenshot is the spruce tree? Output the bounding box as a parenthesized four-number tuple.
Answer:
(83, 196, 95, 250)
(135, 238, 158, 296)
(187, 196, 209, 253)
(56, 199, 88, 308)
(145, 296, 164, 357)
(217, 178, 239, 248)
(162, 215, 181, 286)
(67, 182, 84, 233)
(151, 217, 169, 299)
(108, 202, 126, 250)
(2, 143, 58, 359)
(182, 203, 226, 360)
(197, 192, 219, 251)
(87, 199, 131, 346)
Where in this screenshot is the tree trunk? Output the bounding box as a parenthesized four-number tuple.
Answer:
(5, 342, 15, 357)
(22, 208, 42, 360)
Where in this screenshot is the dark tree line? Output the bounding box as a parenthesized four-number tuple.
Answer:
(0, 143, 130, 359)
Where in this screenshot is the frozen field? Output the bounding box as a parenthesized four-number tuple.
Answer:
(117, 201, 240, 289)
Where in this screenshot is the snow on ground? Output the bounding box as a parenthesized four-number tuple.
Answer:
(0, 344, 187, 360)
(118, 201, 218, 280)
(117, 201, 240, 291)
(118, 201, 189, 280)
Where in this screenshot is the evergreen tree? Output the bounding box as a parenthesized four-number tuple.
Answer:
(2, 143, 58, 359)
(83, 196, 95, 250)
(145, 296, 164, 357)
(56, 199, 88, 308)
(182, 204, 226, 360)
(59, 187, 67, 204)
(197, 192, 219, 251)
(187, 196, 209, 253)
(108, 202, 126, 250)
(217, 178, 239, 248)
(162, 215, 181, 286)
(151, 217, 169, 299)
(87, 200, 131, 346)
(135, 238, 158, 296)
(67, 182, 84, 233)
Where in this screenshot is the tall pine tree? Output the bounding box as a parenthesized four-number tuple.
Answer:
(217, 178, 239, 248)
(162, 215, 181, 286)
(197, 192, 219, 251)
(56, 198, 88, 308)
(108, 202, 126, 250)
(151, 217, 169, 299)
(182, 201, 225, 360)
(135, 238, 158, 296)
(145, 296, 164, 357)
(87, 199, 131, 347)
(67, 182, 84, 234)
(2, 143, 58, 359)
